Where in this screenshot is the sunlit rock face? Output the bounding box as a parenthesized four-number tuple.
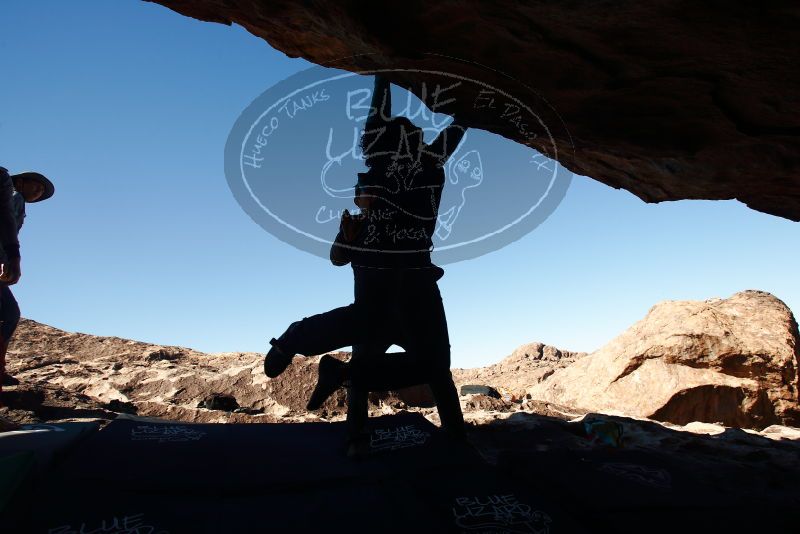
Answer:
(147, 0, 800, 219)
(4, 291, 799, 429)
(530, 291, 800, 429)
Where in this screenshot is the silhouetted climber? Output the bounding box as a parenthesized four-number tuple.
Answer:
(265, 74, 467, 453)
(0, 167, 54, 392)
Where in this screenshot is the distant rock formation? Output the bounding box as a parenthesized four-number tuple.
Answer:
(2, 290, 798, 431)
(146, 0, 800, 220)
(453, 342, 587, 400)
(530, 291, 800, 429)
(389, 342, 586, 408)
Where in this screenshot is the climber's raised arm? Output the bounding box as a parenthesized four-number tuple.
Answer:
(362, 75, 392, 156)
(424, 118, 467, 166)
(366, 75, 391, 130)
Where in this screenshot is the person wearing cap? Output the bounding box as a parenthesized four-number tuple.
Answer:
(0, 167, 54, 390)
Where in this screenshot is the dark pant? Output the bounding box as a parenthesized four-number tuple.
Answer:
(275, 267, 464, 437)
(0, 285, 20, 341)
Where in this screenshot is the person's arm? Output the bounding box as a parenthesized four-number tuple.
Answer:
(329, 210, 364, 266)
(365, 75, 391, 133)
(0, 168, 21, 284)
(424, 118, 468, 166)
(330, 229, 351, 266)
(361, 75, 392, 158)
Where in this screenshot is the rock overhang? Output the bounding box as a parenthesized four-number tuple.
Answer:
(143, 0, 800, 221)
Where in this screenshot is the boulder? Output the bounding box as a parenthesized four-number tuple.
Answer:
(392, 384, 435, 408)
(453, 343, 586, 399)
(530, 291, 800, 429)
(462, 394, 512, 412)
(144, 347, 183, 362)
(0, 415, 20, 432)
(198, 394, 239, 412)
(103, 399, 138, 415)
(460, 385, 501, 399)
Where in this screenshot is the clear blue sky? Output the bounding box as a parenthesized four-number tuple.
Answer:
(2, 0, 799, 367)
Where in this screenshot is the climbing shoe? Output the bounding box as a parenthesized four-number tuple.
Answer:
(264, 338, 294, 378)
(1, 374, 19, 387)
(307, 355, 346, 410)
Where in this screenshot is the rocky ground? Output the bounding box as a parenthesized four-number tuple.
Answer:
(0, 291, 800, 482)
(3, 290, 796, 429)
(6, 291, 800, 532)
(0, 318, 587, 426)
(1, 290, 799, 480)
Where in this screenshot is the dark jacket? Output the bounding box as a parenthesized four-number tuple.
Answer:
(0, 168, 21, 261)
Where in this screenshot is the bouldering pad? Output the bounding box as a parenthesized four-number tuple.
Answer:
(38, 413, 478, 494)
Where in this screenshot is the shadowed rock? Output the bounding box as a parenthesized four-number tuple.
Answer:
(145, 0, 800, 220)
